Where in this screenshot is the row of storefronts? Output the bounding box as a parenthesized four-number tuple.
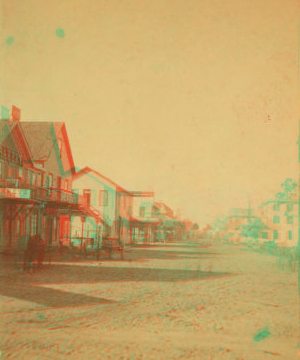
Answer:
(0, 115, 179, 250)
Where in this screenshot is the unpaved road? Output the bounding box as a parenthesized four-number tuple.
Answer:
(0, 242, 297, 359)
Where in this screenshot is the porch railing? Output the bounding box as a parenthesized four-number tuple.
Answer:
(0, 182, 88, 207)
(31, 188, 88, 206)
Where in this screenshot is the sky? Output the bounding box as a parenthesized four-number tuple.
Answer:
(1, 0, 299, 226)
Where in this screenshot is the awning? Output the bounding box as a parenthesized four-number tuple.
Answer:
(44, 203, 104, 223)
(129, 216, 160, 225)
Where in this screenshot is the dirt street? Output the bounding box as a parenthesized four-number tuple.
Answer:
(0, 242, 297, 359)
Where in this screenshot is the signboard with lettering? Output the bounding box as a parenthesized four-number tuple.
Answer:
(0, 188, 30, 199)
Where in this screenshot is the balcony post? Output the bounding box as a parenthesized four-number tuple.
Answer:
(81, 216, 86, 252)
(36, 204, 44, 236)
(69, 215, 73, 247)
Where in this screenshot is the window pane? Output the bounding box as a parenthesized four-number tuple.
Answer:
(273, 216, 280, 224)
(32, 172, 36, 186)
(287, 216, 293, 224)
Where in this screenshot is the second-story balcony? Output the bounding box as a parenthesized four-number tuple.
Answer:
(0, 179, 88, 208)
(32, 188, 88, 207)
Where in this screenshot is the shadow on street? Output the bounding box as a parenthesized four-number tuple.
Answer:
(1, 262, 236, 308)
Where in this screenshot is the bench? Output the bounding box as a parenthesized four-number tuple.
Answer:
(99, 238, 124, 260)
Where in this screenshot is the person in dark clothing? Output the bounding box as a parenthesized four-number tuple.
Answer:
(36, 235, 45, 269)
(23, 235, 36, 272)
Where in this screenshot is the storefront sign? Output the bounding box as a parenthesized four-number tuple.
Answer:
(0, 188, 30, 199)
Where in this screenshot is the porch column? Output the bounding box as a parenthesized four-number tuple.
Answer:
(130, 225, 133, 244)
(36, 204, 44, 235)
(8, 205, 13, 247)
(69, 215, 72, 246)
(81, 216, 86, 251)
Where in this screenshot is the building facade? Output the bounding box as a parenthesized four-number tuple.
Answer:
(0, 119, 94, 250)
(258, 199, 298, 247)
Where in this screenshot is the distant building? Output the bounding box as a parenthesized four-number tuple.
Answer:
(258, 199, 298, 247)
(71, 167, 132, 246)
(71, 168, 159, 245)
(129, 191, 159, 244)
(153, 202, 176, 242)
(225, 208, 257, 243)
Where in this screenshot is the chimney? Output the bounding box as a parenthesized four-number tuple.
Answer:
(12, 105, 21, 121)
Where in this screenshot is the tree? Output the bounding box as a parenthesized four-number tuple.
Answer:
(280, 178, 297, 199)
(240, 218, 269, 240)
(275, 192, 287, 200)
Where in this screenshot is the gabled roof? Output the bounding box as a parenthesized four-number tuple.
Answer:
(20, 122, 62, 161)
(0, 121, 18, 150)
(154, 202, 174, 214)
(9, 122, 33, 165)
(0, 120, 34, 167)
(20, 122, 75, 175)
(73, 166, 131, 194)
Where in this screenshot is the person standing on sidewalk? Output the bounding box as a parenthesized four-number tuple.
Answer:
(36, 235, 45, 269)
(23, 235, 36, 272)
(15, 234, 28, 271)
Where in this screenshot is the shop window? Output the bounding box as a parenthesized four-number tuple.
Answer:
(273, 216, 280, 224)
(99, 190, 108, 206)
